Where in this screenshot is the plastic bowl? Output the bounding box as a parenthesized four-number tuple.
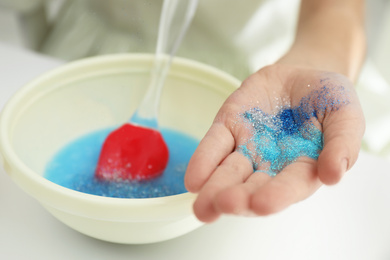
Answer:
(0, 54, 240, 244)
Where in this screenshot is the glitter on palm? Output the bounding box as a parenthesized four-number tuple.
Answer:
(237, 84, 350, 176)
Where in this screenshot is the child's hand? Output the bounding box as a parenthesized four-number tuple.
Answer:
(184, 64, 365, 223)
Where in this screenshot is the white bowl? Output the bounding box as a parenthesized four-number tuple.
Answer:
(0, 54, 240, 244)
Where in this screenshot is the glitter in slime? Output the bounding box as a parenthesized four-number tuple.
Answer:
(45, 128, 198, 198)
(237, 85, 350, 177)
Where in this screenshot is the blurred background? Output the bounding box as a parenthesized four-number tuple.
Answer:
(0, 0, 390, 159)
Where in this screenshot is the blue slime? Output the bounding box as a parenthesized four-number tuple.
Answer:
(45, 128, 199, 198)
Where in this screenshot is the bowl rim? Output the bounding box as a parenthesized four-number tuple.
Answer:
(0, 53, 241, 218)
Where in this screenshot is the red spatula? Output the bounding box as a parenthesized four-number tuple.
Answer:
(95, 0, 199, 181)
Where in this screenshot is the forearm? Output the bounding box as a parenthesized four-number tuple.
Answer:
(279, 0, 366, 82)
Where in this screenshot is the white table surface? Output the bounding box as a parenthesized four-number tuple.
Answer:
(1, 42, 390, 260)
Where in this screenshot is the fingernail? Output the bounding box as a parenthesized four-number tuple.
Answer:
(341, 158, 349, 173)
(235, 209, 256, 217)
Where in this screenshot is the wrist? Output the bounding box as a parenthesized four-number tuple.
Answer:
(276, 1, 366, 82)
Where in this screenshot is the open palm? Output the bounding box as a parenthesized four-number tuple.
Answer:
(184, 64, 365, 223)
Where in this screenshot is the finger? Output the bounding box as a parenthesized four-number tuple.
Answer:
(318, 106, 365, 185)
(250, 158, 322, 216)
(192, 151, 253, 223)
(213, 171, 271, 216)
(184, 123, 235, 193)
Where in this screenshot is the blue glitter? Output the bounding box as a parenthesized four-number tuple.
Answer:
(238, 84, 349, 176)
(279, 109, 298, 135)
(44, 128, 199, 198)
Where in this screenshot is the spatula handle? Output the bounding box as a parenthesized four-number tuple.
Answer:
(131, 0, 199, 128)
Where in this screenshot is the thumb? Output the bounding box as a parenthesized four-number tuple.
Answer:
(317, 105, 365, 185)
